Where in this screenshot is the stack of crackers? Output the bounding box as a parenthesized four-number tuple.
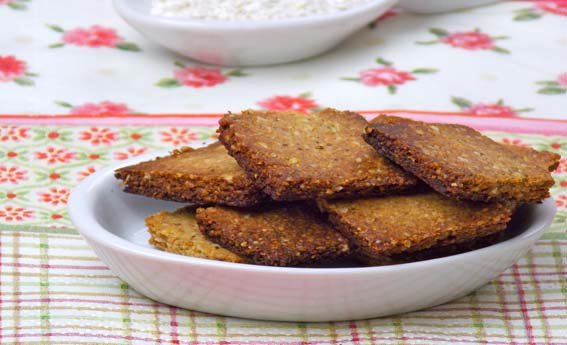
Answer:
(115, 109, 560, 267)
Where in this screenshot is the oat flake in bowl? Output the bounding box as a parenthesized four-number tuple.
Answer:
(152, 0, 373, 20)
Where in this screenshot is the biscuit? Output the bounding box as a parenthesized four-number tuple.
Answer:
(196, 203, 351, 267)
(368, 114, 560, 172)
(115, 142, 265, 207)
(317, 193, 515, 261)
(218, 109, 418, 201)
(364, 115, 555, 202)
(357, 232, 504, 266)
(507, 145, 560, 172)
(146, 207, 246, 263)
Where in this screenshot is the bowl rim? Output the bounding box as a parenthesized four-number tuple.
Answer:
(68, 150, 556, 277)
(113, 0, 398, 30)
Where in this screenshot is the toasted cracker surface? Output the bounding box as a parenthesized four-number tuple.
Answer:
(506, 145, 560, 172)
(115, 142, 265, 207)
(364, 115, 555, 202)
(317, 192, 515, 260)
(146, 207, 246, 263)
(196, 203, 351, 267)
(356, 232, 504, 266)
(218, 109, 417, 201)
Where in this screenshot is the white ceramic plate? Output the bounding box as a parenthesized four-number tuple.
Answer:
(68, 150, 556, 322)
(113, 0, 397, 66)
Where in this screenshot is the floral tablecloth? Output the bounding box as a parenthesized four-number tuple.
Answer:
(0, 0, 566, 344)
(0, 0, 567, 117)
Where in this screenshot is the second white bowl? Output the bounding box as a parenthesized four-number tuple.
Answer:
(113, 0, 398, 66)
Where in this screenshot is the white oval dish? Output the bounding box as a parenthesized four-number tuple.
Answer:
(113, 0, 398, 66)
(68, 150, 556, 322)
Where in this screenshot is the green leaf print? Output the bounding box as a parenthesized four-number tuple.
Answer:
(156, 78, 182, 88)
(429, 28, 448, 37)
(451, 96, 472, 108)
(46, 24, 65, 33)
(538, 87, 567, 95)
(412, 68, 438, 74)
(14, 77, 34, 86)
(115, 42, 141, 52)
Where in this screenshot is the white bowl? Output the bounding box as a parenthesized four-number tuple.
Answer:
(398, 0, 501, 13)
(68, 150, 556, 322)
(113, 0, 398, 66)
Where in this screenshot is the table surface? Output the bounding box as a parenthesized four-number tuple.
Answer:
(0, 0, 566, 344)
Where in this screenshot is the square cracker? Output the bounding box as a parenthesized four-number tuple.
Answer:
(115, 142, 265, 207)
(196, 203, 351, 267)
(218, 109, 417, 201)
(364, 115, 556, 202)
(146, 207, 246, 263)
(356, 232, 504, 266)
(317, 193, 516, 261)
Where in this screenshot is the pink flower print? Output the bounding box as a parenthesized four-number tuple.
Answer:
(537, 1, 567, 16)
(558, 73, 567, 87)
(79, 127, 119, 145)
(514, 1, 567, 20)
(257, 94, 319, 113)
(63, 26, 122, 47)
(466, 103, 516, 117)
(174, 67, 227, 88)
(0, 0, 28, 10)
(555, 195, 567, 209)
(0, 125, 29, 142)
(156, 61, 247, 88)
(0, 205, 33, 222)
(501, 138, 528, 147)
(0, 165, 27, 184)
(48, 25, 140, 51)
(55, 101, 131, 115)
(35, 147, 77, 165)
(359, 67, 416, 87)
(0, 55, 25, 82)
(38, 187, 70, 206)
(441, 32, 493, 50)
(451, 97, 532, 117)
(418, 28, 509, 54)
(113, 147, 148, 160)
(343, 57, 436, 94)
(0, 55, 35, 85)
(160, 128, 199, 146)
(555, 158, 567, 173)
(71, 101, 131, 115)
(77, 166, 97, 181)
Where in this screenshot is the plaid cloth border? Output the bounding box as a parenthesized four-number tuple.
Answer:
(0, 231, 565, 344)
